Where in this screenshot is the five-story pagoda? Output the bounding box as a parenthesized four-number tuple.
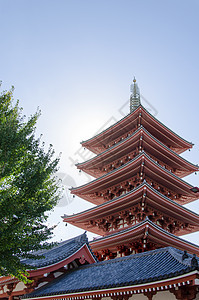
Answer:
(63, 78, 199, 261)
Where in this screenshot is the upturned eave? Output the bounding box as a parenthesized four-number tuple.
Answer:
(77, 126, 198, 178)
(81, 105, 193, 155)
(89, 218, 199, 256)
(22, 246, 199, 300)
(71, 152, 199, 204)
(64, 183, 199, 236)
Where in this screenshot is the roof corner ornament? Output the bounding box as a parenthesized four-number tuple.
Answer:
(191, 254, 198, 268)
(130, 77, 141, 112)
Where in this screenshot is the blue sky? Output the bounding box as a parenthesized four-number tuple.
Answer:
(0, 0, 199, 243)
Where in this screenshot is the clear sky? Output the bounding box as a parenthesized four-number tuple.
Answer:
(0, 0, 199, 243)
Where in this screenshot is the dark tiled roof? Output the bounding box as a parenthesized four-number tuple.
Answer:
(24, 247, 199, 298)
(22, 232, 91, 268)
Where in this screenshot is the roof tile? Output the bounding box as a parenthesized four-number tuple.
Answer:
(22, 232, 90, 268)
(24, 247, 199, 298)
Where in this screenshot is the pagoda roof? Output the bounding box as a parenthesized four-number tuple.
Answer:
(0, 233, 97, 294)
(81, 105, 193, 155)
(90, 218, 199, 256)
(23, 246, 199, 300)
(22, 232, 97, 277)
(77, 126, 198, 178)
(71, 152, 198, 204)
(63, 183, 199, 236)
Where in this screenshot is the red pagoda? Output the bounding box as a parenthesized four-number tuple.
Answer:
(17, 79, 199, 300)
(2, 79, 199, 300)
(63, 78, 199, 260)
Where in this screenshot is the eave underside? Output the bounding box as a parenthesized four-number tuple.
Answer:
(81, 106, 192, 155)
(22, 246, 199, 300)
(89, 219, 199, 258)
(78, 127, 198, 178)
(0, 241, 97, 299)
(71, 153, 198, 205)
(64, 184, 199, 237)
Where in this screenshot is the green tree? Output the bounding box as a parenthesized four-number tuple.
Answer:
(0, 86, 60, 282)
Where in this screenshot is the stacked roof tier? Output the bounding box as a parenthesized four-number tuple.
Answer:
(81, 105, 193, 154)
(64, 81, 199, 261)
(77, 126, 198, 178)
(63, 183, 199, 236)
(90, 218, 199, 258)
(71, 152, 198, 204)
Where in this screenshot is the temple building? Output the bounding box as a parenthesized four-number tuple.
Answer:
(63, 78, 199, 261)
(0, 233, 97, 300)
(1, 79, 199, 300)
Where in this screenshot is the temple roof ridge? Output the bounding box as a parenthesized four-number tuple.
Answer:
(77, 125, 198, 172)
(141, 127, 198, 168)
(64, 182, 199, 221)
(77, 125, 143, 166)
(143, 151, 195, 189)
(64, 182, 146, 218)
(21, 232, 95, 268)
(140, 106, 193, 147)
(71, 152, 144, 191)
(167, 247, 194, 267)
(90, 218, 199, 249)
(71, 151, 195, 193)
(22, 245, 199, 300)
(145, 182, 199, 216)
(81, 105, 141, 144)
(81, 105, 193, 149)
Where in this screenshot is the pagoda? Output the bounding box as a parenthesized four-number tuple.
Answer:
(63, 78, 199, 261)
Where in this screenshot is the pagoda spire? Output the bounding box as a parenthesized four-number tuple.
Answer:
(130, 77, 141, 112)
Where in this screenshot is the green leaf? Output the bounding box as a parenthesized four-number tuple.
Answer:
(0, 86, 61, 282)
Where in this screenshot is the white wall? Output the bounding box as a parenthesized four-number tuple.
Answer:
(153, 291, 176, 300)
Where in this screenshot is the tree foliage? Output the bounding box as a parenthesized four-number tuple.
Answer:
(0, 86, 60, 282)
